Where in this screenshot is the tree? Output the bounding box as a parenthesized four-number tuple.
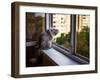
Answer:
(77, 26, 89, 58)
(56, 33, 71, 48)
(55, 26, 89, 58)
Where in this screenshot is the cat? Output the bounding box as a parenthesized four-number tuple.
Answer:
(38, 29, 58, 49)
(30, 29, 58, 65)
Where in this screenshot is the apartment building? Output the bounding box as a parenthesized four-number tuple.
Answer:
(51, 14, 90, 38)
(51, 14, 71, 38)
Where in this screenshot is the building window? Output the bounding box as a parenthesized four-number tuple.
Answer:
(53, 21, 56, 23)
(61, 17, 63, 20)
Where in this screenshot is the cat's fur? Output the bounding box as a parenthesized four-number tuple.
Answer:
(38, 29, 58, 49)
(30, 29, 58, 65)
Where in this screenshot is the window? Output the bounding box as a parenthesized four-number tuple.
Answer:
(76, 15, 90, 58)
(61, 17, 63, 20)
(49, 14, 90, 59)
(50, 14, 71, 50)
(53, 21, 56, 23)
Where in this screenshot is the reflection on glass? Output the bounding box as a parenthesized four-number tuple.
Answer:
(51, 14, 71, 49)
(76, 15, 90, 58)
(26, 12, 45, 42)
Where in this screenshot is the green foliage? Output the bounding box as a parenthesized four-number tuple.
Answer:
(56, 33, 71, 48)
(55, 26, 89, 58)
(77, 27, 89, 58)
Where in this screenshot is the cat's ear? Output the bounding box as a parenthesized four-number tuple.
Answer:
(47, 29, 53, 38)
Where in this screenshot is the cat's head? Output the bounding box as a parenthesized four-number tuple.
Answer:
(46, 29, 59, 37)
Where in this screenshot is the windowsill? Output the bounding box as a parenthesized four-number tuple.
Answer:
(53, 45, 89, 64)
(41, 48, 79, 66)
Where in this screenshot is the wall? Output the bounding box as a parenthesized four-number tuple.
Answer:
(0, 0, 100, 80)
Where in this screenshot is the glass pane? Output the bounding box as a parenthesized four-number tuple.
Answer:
(76, 15, 90, 58)
(50, 14, 71, 49)
(26, 12, 45, 42)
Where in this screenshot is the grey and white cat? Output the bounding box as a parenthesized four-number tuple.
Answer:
(30, 29, 58, 64)
(38, 29, 58, 49)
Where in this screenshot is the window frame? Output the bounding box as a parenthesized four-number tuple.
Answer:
(47, 13, 89, 62)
